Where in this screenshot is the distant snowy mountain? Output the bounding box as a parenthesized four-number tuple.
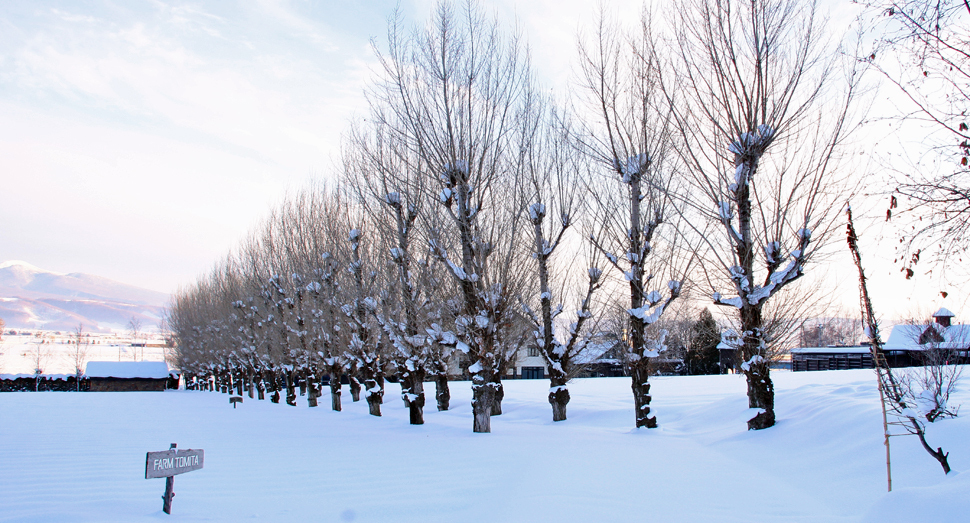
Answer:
(0, 261, 169, 332)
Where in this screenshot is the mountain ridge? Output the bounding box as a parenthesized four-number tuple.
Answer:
(0, 261, 170, 332)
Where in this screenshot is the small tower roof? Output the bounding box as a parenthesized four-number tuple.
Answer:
(933, 307, 955, 318)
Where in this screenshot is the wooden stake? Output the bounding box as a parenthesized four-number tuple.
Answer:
(876, 367, 892, 492)
(846, 205, 892, 492)
(162, 443, 176, 514)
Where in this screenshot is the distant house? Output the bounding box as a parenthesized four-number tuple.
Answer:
(717, 330, 740, 374)
(510, 344, 549, 379)
(573, 331, 684, 378)
(792, 308, 970, 371)
(575, 333, 627, 378)
(882, 308, 970, 366)
(507, 332, 630, 379)
(85, 361, 176, 391)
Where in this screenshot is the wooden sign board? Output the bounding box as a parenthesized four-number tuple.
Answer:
(145, 448, 204, 479)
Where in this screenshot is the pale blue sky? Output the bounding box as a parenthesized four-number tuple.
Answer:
(0, 0, 600, 294)
(0, 0, 963, 320)
(0, 0, 419, 292)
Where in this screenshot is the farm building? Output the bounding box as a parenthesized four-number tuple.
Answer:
(792, 308, 970, 371)
(85, 361, 177, 391)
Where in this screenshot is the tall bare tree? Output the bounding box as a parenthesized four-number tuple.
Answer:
(344, 118, 447, 423)
(577, 9, 684, 429)
(370, 1, 533, 432)
(667, 0, 860, 429)
(517, 97, 603, 422)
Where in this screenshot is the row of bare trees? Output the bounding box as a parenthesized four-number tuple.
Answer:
(170, 0, 859, 432)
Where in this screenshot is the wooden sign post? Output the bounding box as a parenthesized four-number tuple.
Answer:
(145, 443, 204, 514)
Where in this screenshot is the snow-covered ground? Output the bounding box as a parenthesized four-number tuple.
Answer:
(1, 370, 967, 522)
(0, 333, 169, 376)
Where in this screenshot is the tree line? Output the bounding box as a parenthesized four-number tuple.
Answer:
(169, 0, 859, 433)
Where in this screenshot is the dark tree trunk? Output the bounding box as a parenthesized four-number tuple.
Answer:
(330, 378, 342, 411)
(256, 371, 266, 400)
(471, 375, 496, 433)
(409, 379, 426, 425)
(407, 370, 426, 425)
(246, 368, 255, 399)
(490, 376, 504, 416)
(745, 358, 776, 430)
(631, 362, 657, 428)
(349, 376, 362, 402)
(740, 306, 775, 430)
(235, 369, 244, 396)
(285, 371, 297, 406)
(435, 375, 451, 411)
(365, 378, 382, 416)
(267, 370, 280, 403)
(401, 378, 411, 409)
(307, 373, 319, 408)
(549, 378, 570, 422)
(377, 374, 385, 404)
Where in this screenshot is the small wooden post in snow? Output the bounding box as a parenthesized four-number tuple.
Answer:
(145, 442, 204, 514)
(162, 444, 176, 514)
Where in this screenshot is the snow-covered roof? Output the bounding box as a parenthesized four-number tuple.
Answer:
(85, 361, 171, 379)
(790, 346, 870, 355)
(933, 307, 955, 318)
(716, 330, 739, 350)
(575, 341, 619, 364)
(883, 324, 970, 352)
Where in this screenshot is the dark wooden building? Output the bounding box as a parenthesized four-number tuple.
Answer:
(793, 308, 970, 371)
(791, 346, 873, 371)
(85, 361, 175, 391)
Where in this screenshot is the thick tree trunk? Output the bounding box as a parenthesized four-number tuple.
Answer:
(631, 363, 657, 428)
(491, 377, 504, 416)
(471, 376, 496, 433)
(409, 379, 426, 425)
(744, 358, 776, 430)
(401, 379, 411, 409)
(256, 371, 266, 400)
(329, 379, 342, 411)
(268, 369, 280, 403)
(740, 308, 775, 430)
(235, 369, 244, 396)
(549, 378, 570, 422)
(404, 370, 426, 425)
(377, 374, 385, 404)
(307, 373, 319, 408)
(285, 371, 297, 407)
(435, 375, 451, 411)
(365, 377, 382, 416)
(349, 376, 362, 402)
(247, 369, 255, 399)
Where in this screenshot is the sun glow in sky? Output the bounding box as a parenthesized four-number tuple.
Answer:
(0, 0, 965, 321)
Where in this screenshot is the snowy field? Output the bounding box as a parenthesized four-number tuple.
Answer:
(2, 370, 968, 522)
(0, 334, 169, 376)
